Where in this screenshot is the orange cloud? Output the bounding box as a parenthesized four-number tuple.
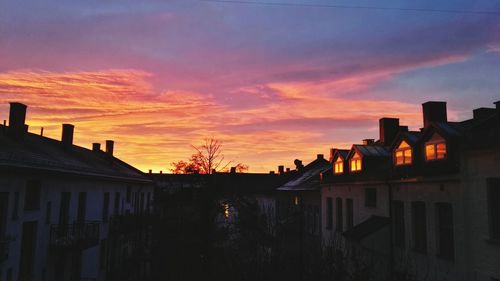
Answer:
(0, 69, 431, 173)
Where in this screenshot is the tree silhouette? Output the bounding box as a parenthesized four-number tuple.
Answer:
(171, 137, 248, 174)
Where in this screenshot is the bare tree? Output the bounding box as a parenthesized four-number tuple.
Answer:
(171, 138, 247, 174)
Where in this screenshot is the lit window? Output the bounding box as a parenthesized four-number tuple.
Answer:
(350, 151, 362, 172)
(394, 140, 412, 166)
(223, 203, 230, 218)
(425, 133, 447, 161)
(334, 157, 344, 174)
(294, 196, 300, 206)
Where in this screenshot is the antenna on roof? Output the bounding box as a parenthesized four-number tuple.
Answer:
(40, 127, 44, 136)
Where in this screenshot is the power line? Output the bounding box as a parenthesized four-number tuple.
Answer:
(197, 0, 500, 16)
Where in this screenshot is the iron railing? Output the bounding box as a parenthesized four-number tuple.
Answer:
(49, 222, 100, 250)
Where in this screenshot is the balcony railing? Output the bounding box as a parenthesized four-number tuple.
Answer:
(49, 222, 100, 251)
(0, 237, 10, 262)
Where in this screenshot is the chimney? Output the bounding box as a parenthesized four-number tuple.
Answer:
(317, 154, 324, 160)
(269, 171, 275, 174)
(40, 127, 44, 136)
(149, 169, 152, 174)
(286, 168, 291, 173)
(379, 118, 400, 145)
(230, 167, 236, 174)
(494, 101, 500, 110)
(294, 159, 304, 171)
(422, 101, 447, 128)
(8, 102, 27, 138)
(160, 170, 163, 174)
(92, 143, 101, 152)
(105, 140, 114, 156)
(329, 148, 335, 162)
(363, 139, 374, 145)
(473, 107, 496, 120)
(278, 165, 284, 175)
(61, 124, 74, 147)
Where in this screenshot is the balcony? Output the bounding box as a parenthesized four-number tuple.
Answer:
(0, 237, 10, 262)
(49, 222, 100, 251)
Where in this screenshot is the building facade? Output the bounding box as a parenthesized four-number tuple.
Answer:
(0, 103, 154, 281)
(321, 101, 500, 281)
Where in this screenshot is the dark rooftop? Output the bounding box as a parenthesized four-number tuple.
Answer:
(0, 125, 150, 183)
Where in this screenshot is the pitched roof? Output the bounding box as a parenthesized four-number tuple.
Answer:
(333, 149, 349, 160)
(0, 126, 150, 183)
(351, 144, 390, 158)
(343, 216, 390, 241)
(277, 157, 331, 191)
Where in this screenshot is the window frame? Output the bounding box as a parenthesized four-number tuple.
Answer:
(394, 140, 413, 166)
(349, 151, 362, 173)
(334, 156, 344, 174)
(425, 133, 447, 161)
(364, 188, 377, 208)
(436, 202, 455, 261)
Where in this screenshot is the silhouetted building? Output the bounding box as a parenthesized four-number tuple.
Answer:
(321, 100, 500, 281)
(0, 102, 154, 281)
(276, 154, 331, 280)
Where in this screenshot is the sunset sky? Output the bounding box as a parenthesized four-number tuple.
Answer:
(1, 0, 500, 173)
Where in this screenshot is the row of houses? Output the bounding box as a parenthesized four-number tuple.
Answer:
(0, 103, 155, 281)
(2, 99, 499, 281)
(276, 101, 500, 281)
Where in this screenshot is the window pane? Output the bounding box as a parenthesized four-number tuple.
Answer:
(326, 197, 333, 230)
(398, 140, 410, 149)
(404, 149, 412, 164)
(412, 202, 427, 253)
(336, 198, 343, 232)
(395, 150, 404, 165)
(393, 201, 405, 248)
(437, 203, 454, 260)
(436, 143, 447, 159)
(425, 144, 436, 160)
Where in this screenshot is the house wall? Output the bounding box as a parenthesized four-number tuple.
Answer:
(461, 147, 500, 281)
(321, 182, 389, 246)
(0, 172, 153, 281)
(392, 179, 465, 281)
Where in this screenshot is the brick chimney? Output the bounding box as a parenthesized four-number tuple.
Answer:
(422, 101, 447, 128)
(61, 124, 74, 147)
(317, 154, 324, 160)
(278, 165, 284, 175)
(106, 140, 114, 156)
(363, 139, 374, 145)
(8, 102, 28, 138)
(230, 167, 236, 174)
(92, 143, 101, 152)
(473, 107, 496, 120)
(294, 159, 304, 171)
(379, 118, 400, 145)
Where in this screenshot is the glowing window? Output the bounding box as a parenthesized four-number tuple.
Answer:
(394, 140, 412, 166)
(223, 203, 230, 219)
(334, 157, 344, 174)
(350, 151, 362, 172)
(425, 133, 447, 161)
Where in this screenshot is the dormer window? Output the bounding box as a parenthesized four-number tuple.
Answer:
(395, 140, 412, 166)
(334, 157, 344, 174)
(350, 151, 362, 172)
(425, 133, 447, 161)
